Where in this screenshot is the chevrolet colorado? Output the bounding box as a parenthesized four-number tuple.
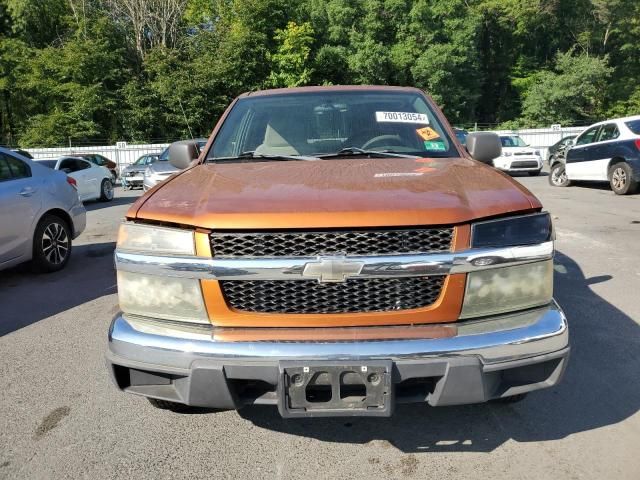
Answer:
(107, 86, 569, 417)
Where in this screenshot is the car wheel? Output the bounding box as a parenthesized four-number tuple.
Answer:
(609, 162, 638, 195)
(100, 179, 114, 202)
(549, 163, 571, 187)
(147, 398, 193, 412)
(31, 214, 72, 273)
(528, 169, 542, 176)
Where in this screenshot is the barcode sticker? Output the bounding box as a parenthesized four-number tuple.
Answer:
(375, 111, 429, 124)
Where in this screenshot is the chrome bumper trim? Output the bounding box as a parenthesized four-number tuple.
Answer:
(114, 241, 554, 281)
(108, 301, 568, 367)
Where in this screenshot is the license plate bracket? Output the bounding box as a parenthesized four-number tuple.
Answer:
(278, 361, 394, 418)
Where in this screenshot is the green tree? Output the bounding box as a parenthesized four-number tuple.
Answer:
(267, 21, 315, 88)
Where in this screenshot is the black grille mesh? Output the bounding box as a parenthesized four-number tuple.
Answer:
(220, 277, 445, 314)
(210, 228, 454, 258)
(511, 160, 539, 168)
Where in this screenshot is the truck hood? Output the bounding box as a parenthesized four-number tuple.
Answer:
(129, 157, 540, 229)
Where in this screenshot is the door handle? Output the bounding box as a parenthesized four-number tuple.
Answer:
(19, 187, 36, 197)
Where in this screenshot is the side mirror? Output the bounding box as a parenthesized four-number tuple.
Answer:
(169, 140, 200, 169)
(466, 132, 502, 164)
(566, 139, 575, 146)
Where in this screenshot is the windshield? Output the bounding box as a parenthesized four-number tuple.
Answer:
(134, 156, 149, 165)
(500, 136, 527, 147)
(207, 91, 457, 161)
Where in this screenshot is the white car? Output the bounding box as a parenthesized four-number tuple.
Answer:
(492, 135, 543, 176)
(550, 115, 640, 195)
(38, 156, 114, 202)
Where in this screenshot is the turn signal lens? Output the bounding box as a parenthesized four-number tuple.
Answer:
(66, 176, 77, 189)
(117, 222, 195, 255)
(460, 260, 553, 319)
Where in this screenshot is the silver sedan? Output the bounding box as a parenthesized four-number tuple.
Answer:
(0, 148, 86, 272)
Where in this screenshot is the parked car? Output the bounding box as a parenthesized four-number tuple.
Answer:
(453, 127, 468, 146)
(37, 156, 114, 202)
(108, 86, 568, 416)
(121, 154, 159, 190)
(81, 153, 118, 183)
(546, 135, 577, 166)
(549, 115, 640, 195)
(491, 135, 543, 175)
(142, 139, 207, 192)
(0, 148, 86, 272)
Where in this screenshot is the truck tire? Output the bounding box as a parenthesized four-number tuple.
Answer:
(31, 214, 72, 273)
(609, 162, 638, 195)
(549, 163, 571, 187)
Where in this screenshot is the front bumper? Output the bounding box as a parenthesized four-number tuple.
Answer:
(495, 157, 543, 172)
(107, 301, 569, 415)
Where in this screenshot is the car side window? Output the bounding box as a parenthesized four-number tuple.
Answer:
(597, 124, 620, 142)
(59, 159, 77, 172)
(5, 155, 31, 179)
(0, 156, 13, 181)
(76, 159, 92, 171)
(575, 126, 600, 146)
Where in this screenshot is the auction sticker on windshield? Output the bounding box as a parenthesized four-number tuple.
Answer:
(376, 112, 429, 124)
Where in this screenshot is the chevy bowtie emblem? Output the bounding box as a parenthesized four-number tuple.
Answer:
(302, 257, 365, 283)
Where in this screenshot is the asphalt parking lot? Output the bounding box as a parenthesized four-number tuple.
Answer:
(1, 174, 639, 480)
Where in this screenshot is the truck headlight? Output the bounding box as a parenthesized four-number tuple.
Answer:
(117, 222, 195, 255)
(460, 260, 553, 318)
(116, 223, 208, 323)
(117, 271, 209, 323)
(461, 213, 554, 318)
(471, 213, 552, 248)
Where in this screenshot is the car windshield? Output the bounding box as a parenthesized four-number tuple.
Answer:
(38, 160, 58, 169)
(207, 91, 457, 161)
(500, 136, 527, 147)
(625, 119, 640, 135)
(134, 156, 149, 165)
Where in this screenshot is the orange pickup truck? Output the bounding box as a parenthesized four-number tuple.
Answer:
(108, 86, 569, 417)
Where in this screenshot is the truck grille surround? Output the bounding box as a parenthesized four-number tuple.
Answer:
(212, 228, 453, 314)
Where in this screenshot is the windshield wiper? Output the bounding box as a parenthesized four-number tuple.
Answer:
(318, 147, 420, 159)
(212, 151, 320, 162)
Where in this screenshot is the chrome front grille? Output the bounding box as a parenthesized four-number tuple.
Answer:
(210, 228, 454, 258)
(220, 276, 446, 314)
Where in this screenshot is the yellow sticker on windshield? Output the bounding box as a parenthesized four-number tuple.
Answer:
(416, 127, 440, 141)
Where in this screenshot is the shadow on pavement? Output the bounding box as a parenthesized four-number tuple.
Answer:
(238, 250, 640, 453)
(0, 242, 116, 336)
(84, 195, 139, 212)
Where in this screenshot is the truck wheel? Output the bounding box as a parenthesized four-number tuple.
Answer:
(147, 398, 193, 412)
(31, 214, 72, 273)
(609, 162, 638, 195)
(491, 393, 528, 404)
(99, 179, 114, 202)
(549, 163, 570, 187)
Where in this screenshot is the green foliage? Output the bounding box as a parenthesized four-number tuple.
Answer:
(521, 50, 613, 126)
(267, 22, 314, 88)
(1, 0, 639, 146)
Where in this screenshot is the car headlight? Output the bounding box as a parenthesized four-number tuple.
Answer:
(471, 213, 552, 248)
(534, 150, 540, 156)
(117, 222, 195, 255)
(461, 213, 554, 318)
(460, 260, 553, 318)
(503, 152, 512, 157)
(117, 271, 208, 323)
(116, 223, 208, 324)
